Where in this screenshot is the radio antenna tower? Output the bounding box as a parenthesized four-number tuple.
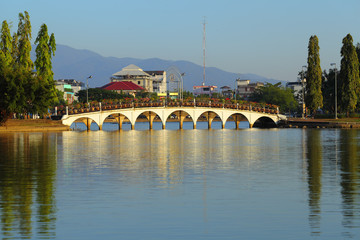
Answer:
(202, 16, 207, 86)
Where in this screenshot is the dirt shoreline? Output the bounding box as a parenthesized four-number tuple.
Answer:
(0, 119, 70, 132)
(281, 118, 360, 128)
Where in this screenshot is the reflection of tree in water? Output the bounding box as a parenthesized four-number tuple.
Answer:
(306, 129, 322, 236)
(339, 130, 360, 237)
(0, 133, 57, 239)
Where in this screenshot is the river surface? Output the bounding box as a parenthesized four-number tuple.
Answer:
(0, 122, 359, 239)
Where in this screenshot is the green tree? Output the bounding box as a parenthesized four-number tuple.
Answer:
(183, 90, 194, 99)
(11, 33, 19, 62)
(0, 20, 17, 123)
(0, 20, 13, 67)
(339, 34, 360, 114)
(34, 24, 58, 113)
(322, 69, 337, 113)
(16, 11, 33, 71)
(356, 43, 360, 82)
(305, 35, 323, 114)
(75, 88, 131, 103)
(251, 82, 298, 112)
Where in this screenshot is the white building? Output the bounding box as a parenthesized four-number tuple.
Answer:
(111, 64, 167, 94)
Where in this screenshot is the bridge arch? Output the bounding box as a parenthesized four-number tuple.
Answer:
(225, 113, 250, 129)
(194, 110, 224, 129)
(252, 116, 277, 128)
(164, 110, 194, 129)
(101, 113, 131, 130)
(70, 116, 101, 131)
(134, 110, 163, 130)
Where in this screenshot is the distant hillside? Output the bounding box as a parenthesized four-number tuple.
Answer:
(31, 44, 284, 90)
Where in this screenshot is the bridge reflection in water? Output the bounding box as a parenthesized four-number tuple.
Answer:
(60, 104, 284, 131)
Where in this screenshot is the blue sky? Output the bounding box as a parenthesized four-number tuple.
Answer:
(1, 0, 360, 82)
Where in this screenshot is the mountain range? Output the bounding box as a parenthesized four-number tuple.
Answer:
(31, 44, 284, 90)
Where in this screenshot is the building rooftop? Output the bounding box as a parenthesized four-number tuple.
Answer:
(100, 81, 145, 91)
(112, 64, 150, 77)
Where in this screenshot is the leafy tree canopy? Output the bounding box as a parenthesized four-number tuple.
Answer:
(250, 82, 298, 112)
(75, 88, 133, 103)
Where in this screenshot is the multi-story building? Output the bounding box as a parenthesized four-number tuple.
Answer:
(235, 78, 263, 99)
(55, 79, 84, 103)
(220, 86, 233, 98)
(286, 81, 304, 96)
(193, 84, 217, 97)
(145, 70, 167, 94)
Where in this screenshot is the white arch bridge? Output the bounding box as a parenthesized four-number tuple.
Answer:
(61, 104, 286, 130)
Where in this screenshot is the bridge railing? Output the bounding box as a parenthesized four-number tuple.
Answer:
(53, 101, 279, 116)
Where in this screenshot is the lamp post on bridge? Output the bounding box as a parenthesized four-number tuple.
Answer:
(86, 75, 93, 106)
(180, 73, 185, 101)
(330, 63, 338, 119)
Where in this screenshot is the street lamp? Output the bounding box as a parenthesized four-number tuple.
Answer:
(181, 73, 185, 101)
(301, 65, 307, 119)
(330, 63, 337, 119)
(86, 75, 92, 106)
(234, 78, 239, 101)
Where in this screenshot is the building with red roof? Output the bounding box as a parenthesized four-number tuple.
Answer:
(100, 81, 145, 96)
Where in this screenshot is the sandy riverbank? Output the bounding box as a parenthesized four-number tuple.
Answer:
(0, 119, 70, 132)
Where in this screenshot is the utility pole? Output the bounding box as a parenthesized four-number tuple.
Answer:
(203, 17, 207, 86)
(330, 63, 338, 119)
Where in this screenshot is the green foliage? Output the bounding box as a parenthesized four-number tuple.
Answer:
(251, 82, 298, 112)
(0, 12, 58, 123)
(34, 23, 58, 105)
(54, 89, 66, 106)
(16, 11, 33, 71)
(183, 90, 194, 99)
(76, 88, 133, 102)
(322, 69, 338, 113)
(0, 21, 13, 67)
(305, 35, 323, 113)
(339, 34, 360, 114)
(356, 43, 360, 72)
(135, 90, 157, 99)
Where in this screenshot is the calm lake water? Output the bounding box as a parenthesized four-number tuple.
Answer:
(0, 122, 359, 239)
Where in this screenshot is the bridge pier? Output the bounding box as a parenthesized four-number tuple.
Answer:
(207, 112, 217, 129)
(99, 125, 102, 130)
(115, 115, 126, 130)
(175, 111, 187, 129)
(234, 115, 242, 129)
(249, 123, 253, 128)
(82, 118, 92, 131)
(144, 111, 156, 130)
